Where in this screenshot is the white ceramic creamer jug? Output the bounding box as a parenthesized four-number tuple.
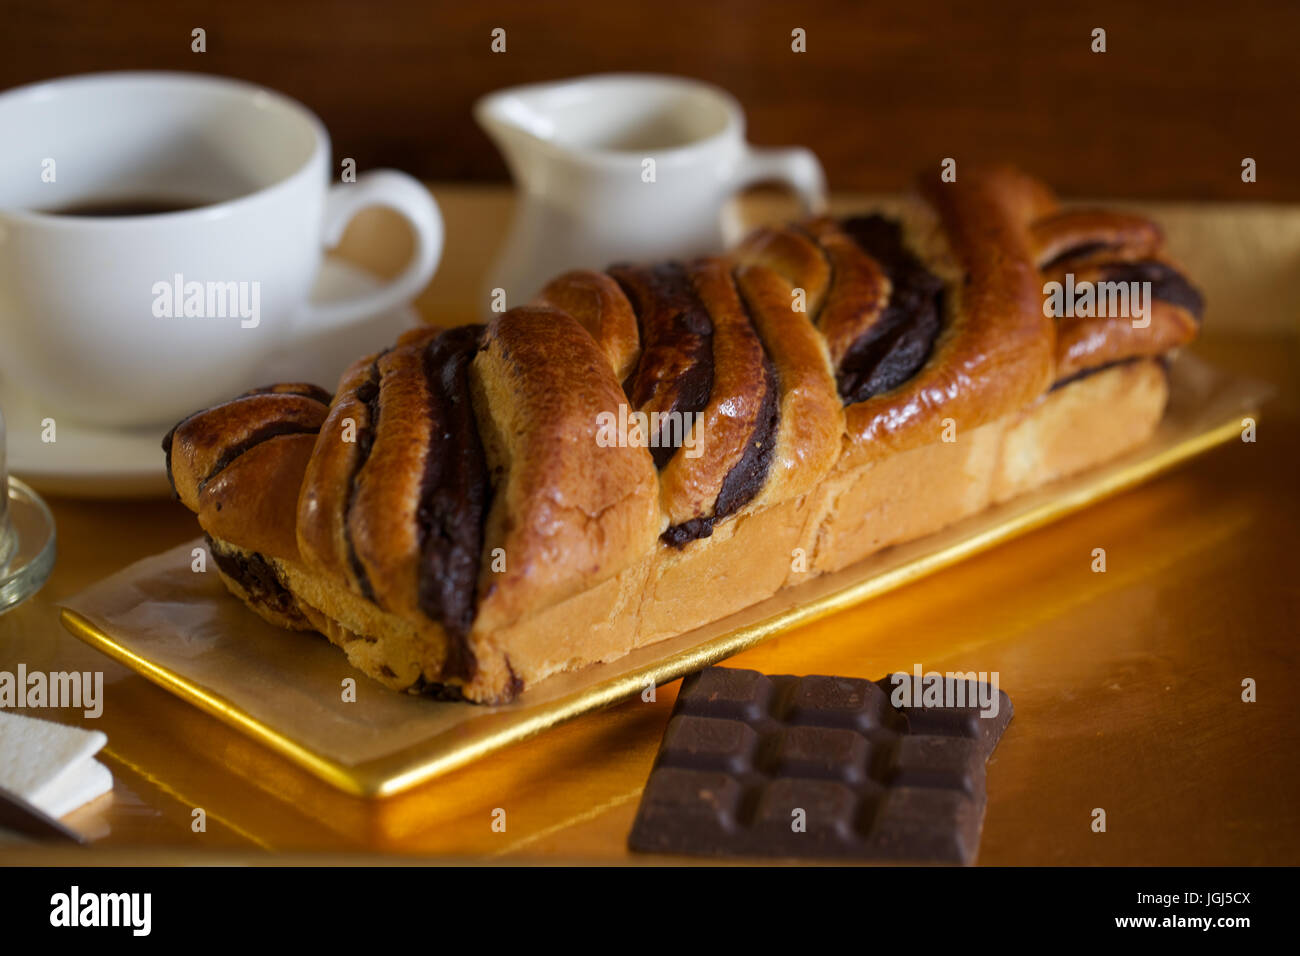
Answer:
(475, 73, 827, 307)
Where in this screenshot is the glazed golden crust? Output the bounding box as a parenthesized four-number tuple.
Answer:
(471, 306, 661, 636)
(733, 225, 831, 307)
(534, 270, 641, 383)
(1031, 209, 1163, 267)
(198, 434, 319, 562)
(841, 165, 1056, 468)
(296, 356, 379, 596)
(733, 258, 843, 508)
(1050, 266, 1201, 378)
(166, 388, 329, 514)
(348, 334, 438, 622)
(1033, 207, 1201, 379)
(164, 164, 1202, 704)
(656, 259, 770, 527)
(798, 216, 892, 369)
(163, 384, 330, 562)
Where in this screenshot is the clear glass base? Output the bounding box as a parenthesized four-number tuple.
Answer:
(0, 477, 57, 613)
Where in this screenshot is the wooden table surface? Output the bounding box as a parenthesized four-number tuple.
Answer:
(1, 188, 1297, 865)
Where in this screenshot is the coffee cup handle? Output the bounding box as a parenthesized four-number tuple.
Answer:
(296, 170, 444, 330)
(733, 145, 829, 214)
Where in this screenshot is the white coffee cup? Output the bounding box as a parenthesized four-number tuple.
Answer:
(475, 73, 827, 305)
(0, 71, 444, 427)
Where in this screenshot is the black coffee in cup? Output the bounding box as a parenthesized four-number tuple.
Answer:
(43, 195, 213, 217)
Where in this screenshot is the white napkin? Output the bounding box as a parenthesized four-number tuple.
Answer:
(0, 710, 113, 818)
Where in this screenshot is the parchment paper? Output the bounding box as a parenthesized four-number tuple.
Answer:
(61, 544, 488, 765)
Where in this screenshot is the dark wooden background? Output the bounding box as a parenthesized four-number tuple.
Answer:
(3, 0, 1296, 200)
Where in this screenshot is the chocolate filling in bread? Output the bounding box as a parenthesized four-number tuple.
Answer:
(615, 261, 782, 548)
(344, 358, 385, 605)
(1102, 260, 1204, 321)
(414, 324, 493, 680)
(1039, 240, 1204, 322)
(1049, 356, 1138, 391)
(1038, 240, 1116, 272)
(610, 262, 715, 469)
(206, 533, 303, 622)
(834, 215, 945, 405)
(662, 349, 780, 548)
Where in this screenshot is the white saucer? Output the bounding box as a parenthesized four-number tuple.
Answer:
(1, 259, 420, 499)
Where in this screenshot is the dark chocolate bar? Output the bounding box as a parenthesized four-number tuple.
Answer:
(628, 667, 1013, 863)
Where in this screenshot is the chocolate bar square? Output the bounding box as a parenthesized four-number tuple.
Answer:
(628, 667, 1012, 863)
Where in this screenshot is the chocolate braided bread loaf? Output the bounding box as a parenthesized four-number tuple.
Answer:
(164, 166, 1202, 703)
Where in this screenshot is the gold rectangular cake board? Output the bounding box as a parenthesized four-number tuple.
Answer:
(59, 357, 1261, 798)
